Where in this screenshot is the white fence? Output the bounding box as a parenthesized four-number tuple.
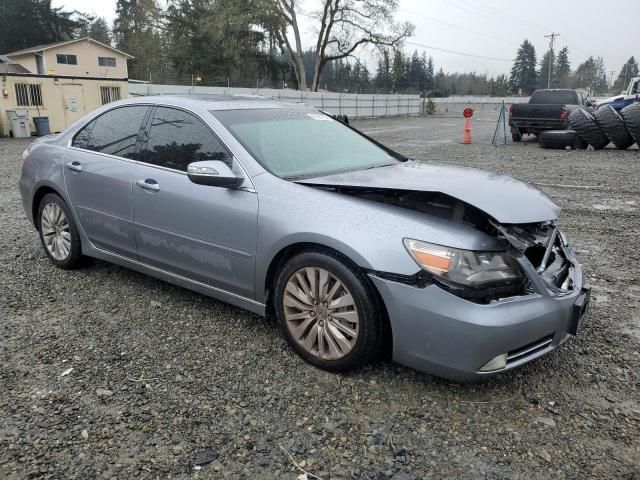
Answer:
(430, 95, 530, 118)
(128, 83, 422, 118)
(128, 84, 538, 119)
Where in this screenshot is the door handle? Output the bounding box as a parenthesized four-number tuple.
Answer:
(136, 178, 160, 192)
(66, 161, 82, 172)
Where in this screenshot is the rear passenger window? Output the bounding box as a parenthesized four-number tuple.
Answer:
(72, 106, 149, 159)
(139, 107, 232, 171)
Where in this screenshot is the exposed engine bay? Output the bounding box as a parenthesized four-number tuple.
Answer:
(310, 185, 574, 302)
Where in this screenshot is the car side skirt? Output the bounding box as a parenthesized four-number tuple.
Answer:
(86, 243, 266, 316)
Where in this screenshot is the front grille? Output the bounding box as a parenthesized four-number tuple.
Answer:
(507, 335, 553, 365)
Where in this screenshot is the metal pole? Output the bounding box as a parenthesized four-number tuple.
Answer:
(544, 32, 560, 88)
(503, 101, 507, 145)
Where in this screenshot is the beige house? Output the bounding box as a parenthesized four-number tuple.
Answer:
(3, 37, 133, 79)
(0, 38, 133, 137)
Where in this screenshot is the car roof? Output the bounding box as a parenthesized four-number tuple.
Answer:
(124, 94, 308, 111)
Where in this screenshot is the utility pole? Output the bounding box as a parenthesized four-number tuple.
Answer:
(544, 32, 560, 88)
(609, 70, 616, 91)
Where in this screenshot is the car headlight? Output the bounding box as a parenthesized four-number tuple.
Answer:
(403, 239, 524, 288)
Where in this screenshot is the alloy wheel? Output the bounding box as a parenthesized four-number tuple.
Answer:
(40, 203, 71, 261)
(283, 267, 360, 360)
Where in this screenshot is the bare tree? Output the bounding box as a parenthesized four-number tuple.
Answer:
(270, 0, 413, 91)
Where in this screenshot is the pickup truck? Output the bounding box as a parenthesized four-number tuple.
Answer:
(508, 89, 591, 142)
(595, 77, 640, 111)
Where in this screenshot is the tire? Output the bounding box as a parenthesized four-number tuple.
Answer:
(573, 134, 588, 150)
(273, 248, 383, 372)
(594, 105, 634, 149)
(37, 193, 83, 269)
(511, 132, 522, 142)
(538, 130, 581, 150)
(568, 108, 610, 150)
(620, 103, 640, 147)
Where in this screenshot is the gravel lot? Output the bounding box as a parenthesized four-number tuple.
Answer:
(1, 116, 639, 479)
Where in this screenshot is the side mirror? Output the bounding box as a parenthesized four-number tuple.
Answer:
(187, 160, 241, 188)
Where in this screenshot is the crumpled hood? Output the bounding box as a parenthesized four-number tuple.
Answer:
(296, 161, 560, 224)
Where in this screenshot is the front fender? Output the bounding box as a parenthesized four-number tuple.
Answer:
(252, 175, 503, 303)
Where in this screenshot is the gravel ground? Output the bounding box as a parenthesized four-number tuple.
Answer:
(1, 116, 639, 479)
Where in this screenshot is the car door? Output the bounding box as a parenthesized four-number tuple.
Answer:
(132, 106, 258, 299)
(65, 105, 150, 257)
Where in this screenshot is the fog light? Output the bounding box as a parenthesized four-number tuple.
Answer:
(479, 353, 508, 372)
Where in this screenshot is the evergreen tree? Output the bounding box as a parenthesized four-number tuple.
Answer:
(573, 56, 608, 94)
(408, 50, 423, 92)
(163, 0, 283, 87)
(391, 50, 407, 92)
(509, 39, 537, 95)
(425, 54, 434, 92)
(374, 49, 392, 92)
(76, 16, 112, 45)
(537, 50, 555, 89)
(0, 0, 78, 53)
(612, 57, 639, 92)
(492, 74, 510, 96)
(554, 47, 571, 88)
(434, 68, 446, 96)
(114, 0, 162, 80)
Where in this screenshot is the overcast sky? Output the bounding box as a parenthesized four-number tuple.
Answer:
(53, 0, 639, 79)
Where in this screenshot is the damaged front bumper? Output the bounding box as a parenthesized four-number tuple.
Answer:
(370, 230, 590, 382)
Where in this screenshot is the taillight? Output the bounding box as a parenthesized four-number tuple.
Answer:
(560, 105, 568, 120)
(509, 104, 513, 115)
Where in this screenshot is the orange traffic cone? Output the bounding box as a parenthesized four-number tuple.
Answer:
(463, 117, 472, 144)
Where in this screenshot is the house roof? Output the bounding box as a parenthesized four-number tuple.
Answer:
(0, 55, 31, 73)
(3, 37, 134, 59)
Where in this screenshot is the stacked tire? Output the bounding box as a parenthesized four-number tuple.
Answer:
(568, 108, 610, 150)
(565, 104, 640, 151)
(620, 103, 640, 147)
(594, 105, 634, 149)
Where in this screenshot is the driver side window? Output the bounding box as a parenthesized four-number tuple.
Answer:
(139, 107, 232, 172)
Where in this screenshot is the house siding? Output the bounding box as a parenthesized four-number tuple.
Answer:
(6, 40, 129, 79)
(0, 74, 129, 137)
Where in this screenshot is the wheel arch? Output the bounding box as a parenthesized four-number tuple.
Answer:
(262, 241, 393, 356)
(32, 185, 61, 228)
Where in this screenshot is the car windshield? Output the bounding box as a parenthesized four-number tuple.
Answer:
(212, 108, 399, 179)
(529, 90, 578, 104)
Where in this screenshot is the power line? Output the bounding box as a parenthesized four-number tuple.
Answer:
(464, 0, 553, 33)
(294, 9, 514, 62)
(438, 0, 548, 35)
(397, 7, 511, 43)
(405, 40, 512, 62)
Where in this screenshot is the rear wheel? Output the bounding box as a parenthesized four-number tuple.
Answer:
(273, 249, 383, 372)
(37, 193, 83, 269)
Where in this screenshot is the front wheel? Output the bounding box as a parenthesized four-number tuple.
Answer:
(273, 250, 383, 372)
(37, 193, 83, 269)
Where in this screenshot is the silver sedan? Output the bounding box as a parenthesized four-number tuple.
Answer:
(19, 96, 590, 382)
